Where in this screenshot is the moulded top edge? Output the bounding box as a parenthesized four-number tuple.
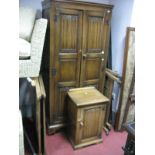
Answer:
(42, 0, 114, 9)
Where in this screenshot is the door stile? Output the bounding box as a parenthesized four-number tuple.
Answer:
(102, 9, 112, 89)
(80, 10, 87, 87)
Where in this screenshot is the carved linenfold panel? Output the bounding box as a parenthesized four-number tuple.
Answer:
(60, 15, 78, 50)
(87, 16, 104, 51)
(82, 107, 101, 139)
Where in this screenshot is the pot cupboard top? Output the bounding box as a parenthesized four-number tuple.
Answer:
(68, 87, 109, 107)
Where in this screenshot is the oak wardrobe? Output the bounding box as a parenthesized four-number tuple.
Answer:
(42, 0, 113, 134)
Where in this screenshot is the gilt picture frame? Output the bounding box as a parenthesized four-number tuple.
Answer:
(115, 27, 135, 130)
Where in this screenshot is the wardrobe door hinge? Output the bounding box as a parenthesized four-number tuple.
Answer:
(51, 68, 57, 76)
(54, 15, 58, 22)
(106, 19, 110, 25)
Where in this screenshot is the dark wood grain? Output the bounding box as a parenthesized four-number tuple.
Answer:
(42, 0, 113, 133)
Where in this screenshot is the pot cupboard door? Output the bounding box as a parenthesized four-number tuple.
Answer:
(54, 8, 83, 123)
(80, 11, 107, 92)
(79, 105, 106, 143)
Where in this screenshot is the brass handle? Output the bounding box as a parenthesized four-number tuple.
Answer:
(83, 54, 87, 59)
(101, 59, 104, 71)
(101, 50, 104, 54)
(100, 51, 104, 58)
(107, 10, 111, 14)
(80, 121, 84, 127)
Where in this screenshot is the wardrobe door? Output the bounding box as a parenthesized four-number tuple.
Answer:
(53, 8, 83, 123)
(80, 10, 108, 92)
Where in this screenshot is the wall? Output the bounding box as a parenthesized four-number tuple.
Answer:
(19, 0, 111, 17)
(19, 0, 42, 18)
(109, 0, 135, 114)
(19, 0, 42, 10)
(19, 0, 110, 10)
(110, 0, 134, 75)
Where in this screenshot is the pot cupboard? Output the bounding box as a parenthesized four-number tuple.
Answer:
(66, 87, 109, 149)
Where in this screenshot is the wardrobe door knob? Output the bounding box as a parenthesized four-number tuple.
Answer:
(83, 54, 87, 59)
(107, 10, 111, 13)
(101, 51, 104, 54)
(101, 59, 105, 71)
(80, 121, 84, 127)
